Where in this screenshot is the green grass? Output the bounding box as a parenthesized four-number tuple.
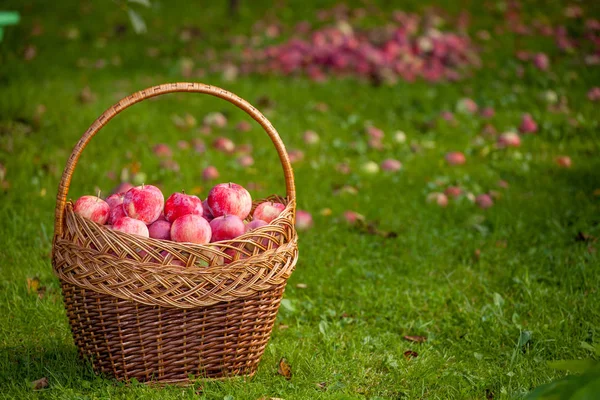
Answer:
(1, 0, 599, 399)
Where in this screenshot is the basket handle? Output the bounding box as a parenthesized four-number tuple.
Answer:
(54, 82, 296, 237)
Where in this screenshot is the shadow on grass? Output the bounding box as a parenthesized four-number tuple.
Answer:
(0, 343, 102, 391)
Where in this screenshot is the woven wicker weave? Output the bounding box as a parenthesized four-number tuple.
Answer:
(51, 82, 298, 384)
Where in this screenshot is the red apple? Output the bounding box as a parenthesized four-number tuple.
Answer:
(236, 120, 252, 132)
(123, 185, 164, 224)
(381, 159, 402, 172)
(164, 192, 203, 222)
(253, 202, 285, 223)
(202, 199, 214, 221)
(295, 210, 313, 230)
(245, 219, 268, 232)
(107, 204, 127, 225)
(203, 112, 227, 128)
(202, 166, 219, 181)
(533, 53, 549, 71)
(105, 193, 124, 209)
(237, 155, 254, 168)
(207, 182, 252, 219)
(444, 186, 462, 198)
(519, 114, 538, 134)
(427, 192, 448, 207)
(303, 130, 320, 145)
(475, 194, 494, 209)
(213, 137, 235, 153)
(74, 195, 110, 224)
(445, 152, 466, 166)
(587, 87, 600, 102)
(170, 214, 211, 244)
(497, 132, 521, 148)
(210, 215, 245, 242)
(152, 143, 172, 158)
(480, 107, 495, 118)
(112, 217, 150, 237)
(148, 219, 172, 240)
(556, 156, 572, 168)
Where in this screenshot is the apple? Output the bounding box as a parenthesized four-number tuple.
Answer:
(361, 161, 380, 174)
(164, 192, 203, 222)
(236, 120, 252, 132)
(456, 98, 478, 114)
(105, 193, 124, 209)
(497, 132, 521, 148)
(519, 114, 538, 134)
(295, 210, 313, 230)
(213, 137, 235, 153)
(152, 143, 172, 158)
(112, 217, 150, 237)
(381, 159, 402, 172)
(202, 199, 214, 221)
(555, 156, 572, 168)
(107, 204, 127, 225)
(148, 219, 172, 240)
(253, 202, 285, 223)
(237, 155, 254, 168)
(303, 130, 320, 145)
(343, 210, 365, 224)
(480, 107, 495, 118)
(445, 152, 466, 166)
(533, 53, 549, 71)
(203, 112, 227, 128)
(209, 215, 245, 242)
(207, 182, 252, 219)
(427, 192, 448, 207)
(123, 185, 164, 224)
(170, 214, 211, 244)
(202, 166, 219, 181)
(588, 87, 600, 102)
(245, 219, 268, 232)
(74, 195, 110, 224)
(444, 186, 462, 198)
(475, 194, 494, 209)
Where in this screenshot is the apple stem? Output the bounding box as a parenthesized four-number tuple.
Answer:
(97, 190, 101, 201)
(228, 182, 232, 188)
(182, 189, 185, 194)
(142, 183, 145, 190)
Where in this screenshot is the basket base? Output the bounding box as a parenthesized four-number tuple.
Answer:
(61, 282, 285, 383)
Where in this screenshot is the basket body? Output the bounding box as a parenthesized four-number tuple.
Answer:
(61, 282, 285, 382)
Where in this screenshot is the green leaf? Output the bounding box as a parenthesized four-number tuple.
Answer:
(571, 374, 600, 400)
(548, 360, 598, 374)
(518, 330, 532, 347)
(280, 298, 296, 313)
(127, 9, 147, 34)
(319, 320, 329, 336)
(525, 364, 600, 399)
(580, 342, 600, 356)
(128, 0, 151, 6)
(493, 292, 504, 308)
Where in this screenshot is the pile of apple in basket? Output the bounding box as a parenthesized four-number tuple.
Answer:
(74, 182, 283, 244)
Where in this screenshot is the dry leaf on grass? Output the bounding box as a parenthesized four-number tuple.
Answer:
(403, 335, 427, 343)
(403, 350, 418, 360)
(277, 357, 292, 380)
(32, 377, 48, 390)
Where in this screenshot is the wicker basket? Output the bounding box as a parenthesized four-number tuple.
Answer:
(51, 82, 298, 384)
